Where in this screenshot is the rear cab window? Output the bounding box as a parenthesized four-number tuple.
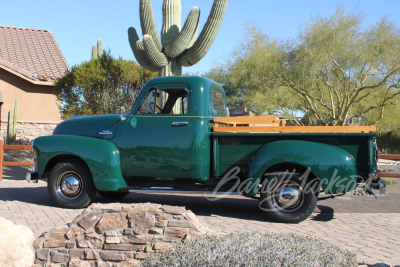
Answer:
(212, 88, 225, 111)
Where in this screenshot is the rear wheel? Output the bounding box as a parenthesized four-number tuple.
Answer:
(48, 159, 96, 209)
(98, 191, 129, 199)
(259, 171, 319, 223)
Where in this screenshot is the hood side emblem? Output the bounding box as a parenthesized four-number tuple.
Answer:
(99, 130, 113, 135)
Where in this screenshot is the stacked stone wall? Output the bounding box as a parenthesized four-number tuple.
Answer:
(0, 122, 58, 144)
(32, 203, 209, 267)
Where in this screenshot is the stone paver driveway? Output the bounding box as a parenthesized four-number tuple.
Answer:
(1, 179, 399, 266)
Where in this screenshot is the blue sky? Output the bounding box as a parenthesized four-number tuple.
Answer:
(2, 0, 399, 75)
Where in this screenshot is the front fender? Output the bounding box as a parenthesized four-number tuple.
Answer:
(246, 140, 358, 196)
(33, 135, 127, 191)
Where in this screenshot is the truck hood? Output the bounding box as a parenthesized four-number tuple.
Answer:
(53, 114, 121, 139)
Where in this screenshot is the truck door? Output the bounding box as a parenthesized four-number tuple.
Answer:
(124, 86, 191, 180)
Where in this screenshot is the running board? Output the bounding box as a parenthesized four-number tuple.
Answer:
(120, 187, 243, 195)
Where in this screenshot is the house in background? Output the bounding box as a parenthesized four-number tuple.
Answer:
(0, 25, 70, 143)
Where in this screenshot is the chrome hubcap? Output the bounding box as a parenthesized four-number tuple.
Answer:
(273, 182, 304, 212)
(57, 172, 83, 200)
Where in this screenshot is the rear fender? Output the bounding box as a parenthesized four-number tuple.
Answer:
(33, 135, 127, 191)
(245, 140, 358, 196)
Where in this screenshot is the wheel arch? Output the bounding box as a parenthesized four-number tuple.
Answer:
(261, 162, 320, 196)
(261, 162, 318, 183)
(43, 154, 89, 178)
(245, 140, 358, 197)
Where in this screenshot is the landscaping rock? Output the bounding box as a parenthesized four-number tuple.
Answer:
(69, 259, 92, 267)
(78, 212, 101, 230)
(100, 251, 127, 261)
(50, 249, 69, 263)
(96, 213, 128, 234)
(0, 217, 35, 267)
(128, 213, 155, 234)
(161, 205, 186, 215)
(43, 237, 67, 248)
(163, 227, 189, 242)
(120, 235, 152, 244)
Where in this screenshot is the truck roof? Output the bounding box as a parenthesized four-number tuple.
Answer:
(144, 76, 220, 90)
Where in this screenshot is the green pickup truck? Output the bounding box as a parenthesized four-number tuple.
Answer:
(28, 76, 383, 223)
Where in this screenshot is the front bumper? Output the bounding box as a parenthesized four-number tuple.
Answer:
(26, 165, 39, 183)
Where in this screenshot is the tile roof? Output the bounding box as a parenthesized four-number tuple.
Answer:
(0, 25, 70, 82)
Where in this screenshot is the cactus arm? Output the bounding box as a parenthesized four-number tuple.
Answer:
(6, 111, 11, 144)
(164, 6, 200, 58)
(97, 39, 104, 58)
(140, 0, 162, 51)
(177, 0, 228, 67)
(7, 110, 13, 145)
(161, 0, 182, 47)
(143, 34, 169, 67)
(92, 45, 97, 60)
(128, 27, 158, 72)
(187, 23, 199, 49)
(12, 100, 18, 144)
(136, 40, 159, 72)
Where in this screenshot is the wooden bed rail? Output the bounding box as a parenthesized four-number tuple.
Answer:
(213, 116, 376, 133)
(214, 116, 286, 126)
(378, 154, 400, 178)
(0, 140, 34, 181)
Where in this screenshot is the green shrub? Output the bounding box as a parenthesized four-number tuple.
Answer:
(377, 129, 400, 153)
(142, 232, 358, 267)
(382, 177, 398, 185)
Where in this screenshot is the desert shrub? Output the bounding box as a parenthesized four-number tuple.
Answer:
(377, 129, 400, 154)
(382, 177, 398, 185)
(142, 232, 357, 267)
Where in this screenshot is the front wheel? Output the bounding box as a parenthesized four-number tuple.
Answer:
(48, 160, 96, 209)
(259, 172, 319, 223)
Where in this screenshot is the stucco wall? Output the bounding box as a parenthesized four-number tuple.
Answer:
(0, 68, 61, 123)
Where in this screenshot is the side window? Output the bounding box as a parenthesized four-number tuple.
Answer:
(212, 88, 225, 111)
(138, 89, 169, 114)
(137, 88, 188, 115)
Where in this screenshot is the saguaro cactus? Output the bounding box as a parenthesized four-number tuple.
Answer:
(91, 39, 104, 60)
(3, 100, 18, 145)
(129, 0, 228, 77)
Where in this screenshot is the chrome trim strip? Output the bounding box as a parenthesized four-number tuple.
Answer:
(124, 188, 243, 195)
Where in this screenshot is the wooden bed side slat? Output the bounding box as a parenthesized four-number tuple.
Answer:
(3, 145, 32, 150)
(379, 154, 400, 160)
(2, 162, 35, 167)
(213, 126, 377, 133)
(214, 116, 281, 124)
(377, 172, 400, 178)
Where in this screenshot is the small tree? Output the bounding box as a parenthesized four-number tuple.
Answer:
(207, 9, 400, 126)
(56, 51, 157, 119)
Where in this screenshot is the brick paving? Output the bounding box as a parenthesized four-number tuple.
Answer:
(0, 179, 399, 266)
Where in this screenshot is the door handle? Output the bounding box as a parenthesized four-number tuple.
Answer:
(172, 121, 188, 126)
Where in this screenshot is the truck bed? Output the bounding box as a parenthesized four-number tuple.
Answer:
(212, 116, 376, 181)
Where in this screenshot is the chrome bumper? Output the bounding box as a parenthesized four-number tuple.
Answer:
(26, 165, 39, 183)
(365, 174, 386, 198)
